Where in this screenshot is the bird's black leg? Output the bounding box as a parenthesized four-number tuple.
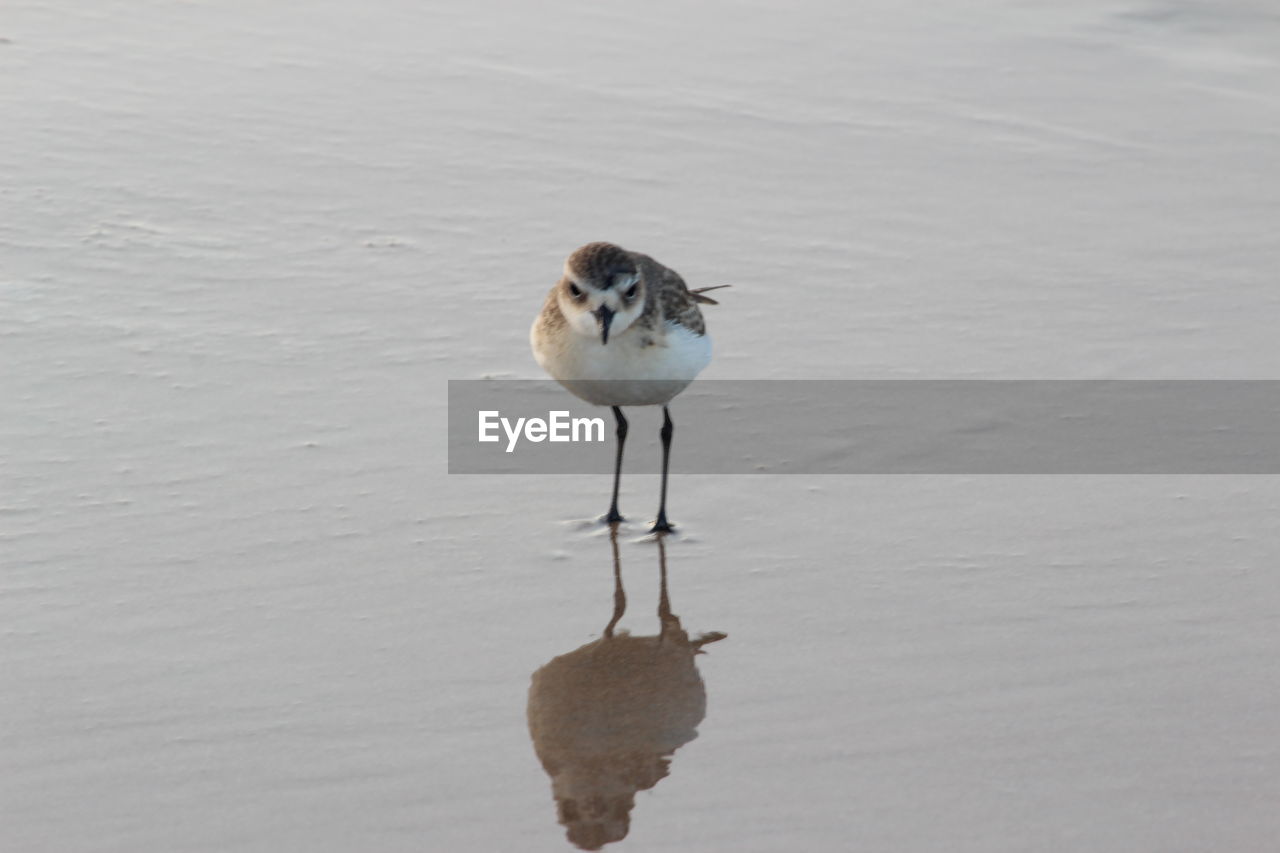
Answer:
(605, 406, 627, 523)
(651, 406, 674, 533)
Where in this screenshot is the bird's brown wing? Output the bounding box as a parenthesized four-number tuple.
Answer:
(657, 267, 708, 334)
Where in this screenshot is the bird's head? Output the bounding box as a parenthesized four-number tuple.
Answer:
(557, 242, 645, 345)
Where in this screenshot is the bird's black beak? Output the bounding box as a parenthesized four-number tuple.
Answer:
(594, 305, 615, 345)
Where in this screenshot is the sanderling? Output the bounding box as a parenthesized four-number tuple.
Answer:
(531, 242, 726, 533)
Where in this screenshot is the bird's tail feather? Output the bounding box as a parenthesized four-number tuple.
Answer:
(690, 284, 731, 305)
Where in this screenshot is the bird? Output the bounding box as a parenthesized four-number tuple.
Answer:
(531, 242, 726, 533)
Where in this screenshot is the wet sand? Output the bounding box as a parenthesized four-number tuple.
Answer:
(4, 1, 1280, 850)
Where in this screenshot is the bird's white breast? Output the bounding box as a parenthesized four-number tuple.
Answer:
(531, 320, 712, 407)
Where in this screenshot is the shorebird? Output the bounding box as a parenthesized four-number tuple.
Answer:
(531, 242, 725, 533)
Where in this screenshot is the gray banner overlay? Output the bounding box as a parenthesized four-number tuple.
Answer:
(447, 380, 1280, 474)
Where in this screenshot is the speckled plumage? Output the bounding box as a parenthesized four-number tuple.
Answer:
(531, 242, 716, 406)
(565, 242, 638, 291)
(630, 252, 706, 336)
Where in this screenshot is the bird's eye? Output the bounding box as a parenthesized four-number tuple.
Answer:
(568, 283, 584, 300)
(624, 283, 639, 300)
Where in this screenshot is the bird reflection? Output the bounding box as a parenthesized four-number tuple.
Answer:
(527, 528, 725, 850)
